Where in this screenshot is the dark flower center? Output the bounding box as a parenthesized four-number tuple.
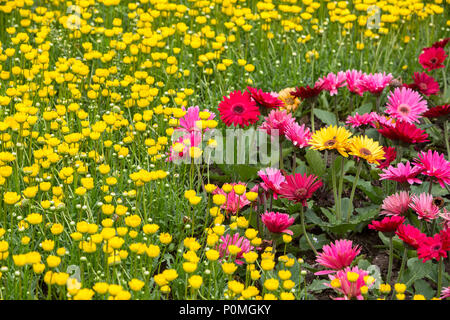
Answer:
(432, 197, 444, 208)
(284, 97, 294, 105)
(295, 188, 307, 198)
(359, 148, 372, 156)
(432, 244, 441, 251)
(418, 82, 428, 90)
(324, 139, 336, 147)
(398, 104, 411, 115)
(232, 104, 245, 114)
(430, 57, 438, 64)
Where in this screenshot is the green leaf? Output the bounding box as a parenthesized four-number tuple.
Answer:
(353, 103, 373, 116)
(413, 279, 435, 299)
(305, 149, 326, 177)
(406, 258, 433, 285)
(299, 232, 328, 251)
(314, 108, 337, 126)
(308, 279, 328, 292)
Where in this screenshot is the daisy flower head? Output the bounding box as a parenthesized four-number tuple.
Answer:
(218, 90, 260, 127)
(217, 233, 254, 265)
(406, 72, 440, 96)
(368, 216, 406, 236)
(317, 71, 347, 96)
(413, 150, 450, 188)
(418, 47, 448, 71)
(409, 193, 440, 222)
(309, 125, 353, 157)
(290, 82, 324, 101)
(284, 122, 312, 148)
(259, 109, 296, 137)
(380, 191, 411, 216)
(417, 234, 448, 263)
(261, 211, 295, 235)
(377, 121, 429, 145)
(257, 167, 286, 199)
(326, 266, 371, 300)
(395, 224, 427, 250)
(247, 86, 284, 109)
(345, 69, 366, 96)
(358, 72, 393, 96)
(422, 104, 450, 120)
(315, 239, 361, 275)
(345, 112, 377, 128)
(377, 146, 397, 170)
(348, 135, 385, 165)
(278, 87, 300, 112)
(379, 161, 423, 185)
(385, 87, 428, 124)
(279, 173, 322, 206)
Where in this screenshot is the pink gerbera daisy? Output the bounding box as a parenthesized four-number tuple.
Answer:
(413, 150, 450, 188)
(284, 122, 312, 148)
(409, 193, 440, 221)
(385, 87, 428, 124)
(261, 211, 295, 235)
(259, 109, 296, 137)
(315, 239, 361, 275)
(247, 86, 284, 109)
(257, 167, 286, 199)
(406, 72, 440, 96)
(218, 90, 260, 127)
(440, 287, 450, 300)
(279, 173, 323, 206)
(213, 183, 258, 215)
(380, 191, 411, 216)
(316, 71, 347, 96)
(419, 47, 448, 71)
(326, 266, 372, 300)
(345, 70, 366, 96)
(379, 161, 423, 185)
(358, 72, 393, 96)
(179, 105, 216, 133)
(217, 233, 254, 265)
(346, 112, 377, 128)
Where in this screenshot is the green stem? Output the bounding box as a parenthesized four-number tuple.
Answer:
(444, 121, 449, 160)
(396, 246, 408, 284)
(300, 206, 317, 255)
(337, 156, 345, 221)
(347, 160, 363, 222)
(386, 236, 394, 284)
(437, 258, 443, 298)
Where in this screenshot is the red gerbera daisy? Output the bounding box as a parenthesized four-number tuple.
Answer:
(247, 86, 284, 109)
(413, 150, 450, 188)
(423, 104, 450, 119)
(378, 121, 429, 144)
(419, 47, 448, 71)
(279, 173, 322, 206)
(218, 90, 261, 127)
(406, 72, 440, 96)
(290, 83, 324, 100)
(395, 224, 427, 250)
(431, 37, 450, 49)
(377, 146, 397, 169)
(368, 216, 406, 236)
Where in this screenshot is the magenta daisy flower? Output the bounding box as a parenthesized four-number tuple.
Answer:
(247, 86, 284, 109)
(385, 87, 428, 124)
(326, 266, 371, 300)
(380, 191, 411, 216)
(218, 90, 260, 127)
(259, 109, 296, 137)
(261, 211, 295, 235)
(279, 173, 322, 206)
(257, 167, 286, 199)
(316, 71, 347, 96)
(369, 216, 406, 236)
(284, 122, 312, 148)
(358, 72, 393, 96)
(345, 69, 366, 96)
(315, 239, 361, 275)
(409, 193, 440, 222)
(377, 146, 397, 170)
(417, 234, 448, 262)
(413, 150, 450, 188)
(379, 161, 423, 185)
(377, 120, 429, 144)
(345, 112, 377, 128)
(406, 72, 440, 96)
(419, 47, 448, 71)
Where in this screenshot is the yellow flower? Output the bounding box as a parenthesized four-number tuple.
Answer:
(245, 192, 258, 201)
(183, 262, 197, 273)
(46, 255, 61, 268)
(264, 278, 279, 291)
(205, 249, 220, 261)
(348, 136, 385, 165)
(309, 125, 352, 157)
(221, 262, 238, 275)
(128, 278, 145, 291)
(26, 213, 43, 225)
(212, 194, 226, 206)
(3, 191, 20, 205)
(159, 233, 172, 244)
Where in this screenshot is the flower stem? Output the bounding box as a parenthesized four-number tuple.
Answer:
(437, 257, 443, 298)
(444, 121, 449, 160)
(347, 160, 363, 222)
(337, 156, 345, 221)
(386, 236, 394, 284)
(396, 246, 408, 284)
(300, 205, 317, 255)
